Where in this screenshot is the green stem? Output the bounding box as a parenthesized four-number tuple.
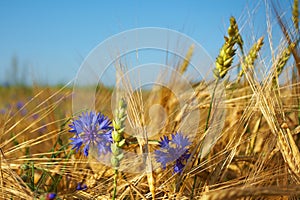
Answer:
(205, 78, 220, 131)
(112, 169, 118, 200)
(190, 77, 220, 199)
(49, 149, 74, 193)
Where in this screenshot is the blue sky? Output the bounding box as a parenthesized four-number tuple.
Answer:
(0, 0, 293, 85)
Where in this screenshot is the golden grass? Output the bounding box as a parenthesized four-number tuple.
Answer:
(0, 1, 299, 199)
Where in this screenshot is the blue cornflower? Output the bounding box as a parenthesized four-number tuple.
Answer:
(76, 182, 87, 191)
(69, 111, 113, 156)
(46, 193, 56, 200)
(0, 109, 5, 115)
(16, 101, 27, 116)
(32, 113, 39, 120)
(16, 101, 24, 110)
(154, 132, 191, 173)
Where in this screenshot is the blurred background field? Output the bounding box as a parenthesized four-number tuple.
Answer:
(1, 1, 300, 200)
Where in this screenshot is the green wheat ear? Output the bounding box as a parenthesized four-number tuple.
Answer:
(275, 42, 296, 77)
(179, 44, 194, 74)
(214, 16, 242, 79)
(293, 0, 299, 31)
(245, 37, 264, 67)
(237, 37, 264, 83)
(111, 98, 127, 200)
(229, 17, 244, 55)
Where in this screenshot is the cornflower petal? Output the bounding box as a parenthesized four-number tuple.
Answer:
(159, 135, 170, 148)
(70, 137, 83, 152)
(83, 143, 90, 156)
(174, 160, 185, 173)
(172, 132, 190, 148)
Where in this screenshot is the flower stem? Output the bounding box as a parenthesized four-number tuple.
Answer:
(112, 169, 118, 200)
(190, 77, 220, 199)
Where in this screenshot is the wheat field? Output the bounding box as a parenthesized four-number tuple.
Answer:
(0, 1, 300, 200)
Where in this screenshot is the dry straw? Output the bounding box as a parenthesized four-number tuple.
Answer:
(1, 1, 300, 199)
